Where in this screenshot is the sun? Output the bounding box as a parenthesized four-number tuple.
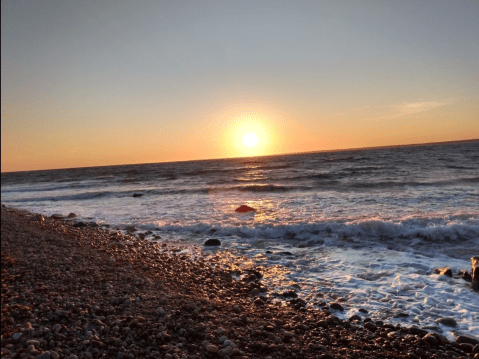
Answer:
(243, 132, 259, 147)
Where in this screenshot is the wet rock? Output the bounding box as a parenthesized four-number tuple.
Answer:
(204, 239, 221, 246)
(132, 193, 143, 198)
(67, 213, 77, 218)
(282, 290, 297, 298)
(235, 205, 256, 212)
(359, 308, 368, 313)
(460, 343, 474, 353)
(51, 214, 64, 219)
(423, 333, 438, 346)
(472, 256, 479, 291)
(436, 317, 457, 327)
(329, 303, 344, 311)
(364, 322, 377, 331)
(12, 332, 22, 341)
(458, 269, 472, 282)
(125, 226, 137, 232)
(73, 221, 87, 228)
(456, 335, 479, 345)
(434, 267, 453, 277)
(349, 315, 361, 322)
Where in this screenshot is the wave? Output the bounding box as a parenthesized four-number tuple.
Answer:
(152, 216, 479, 256)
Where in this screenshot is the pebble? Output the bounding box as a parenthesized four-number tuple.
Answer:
(206, 345, 219, 353)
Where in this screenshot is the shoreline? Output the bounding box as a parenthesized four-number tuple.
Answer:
(1, 205, 478, 359)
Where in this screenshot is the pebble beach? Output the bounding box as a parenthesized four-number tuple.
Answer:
(1, 205, 478, 359)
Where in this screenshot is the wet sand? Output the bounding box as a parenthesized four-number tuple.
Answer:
(1, 205, 478, 359)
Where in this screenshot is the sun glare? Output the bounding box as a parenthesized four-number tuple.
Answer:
(243, 132, 259, 147)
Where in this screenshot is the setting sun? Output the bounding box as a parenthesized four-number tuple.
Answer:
(243, 132, 259, 147)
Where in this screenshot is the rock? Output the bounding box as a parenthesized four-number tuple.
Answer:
(132, 193, 143, 198)
(32, 214, 44, 222)
(50, 352, 59, 359)
(329, 303, 344, 311)
(460, 343, 474, 353)
(423, 333, 438, 346)
(204, 239, 221, 246)
(282, 290, 297, 298)
(35, 352, 51, 359)
(359, 308, 368, 313)
(436, 317, 457, 327)
(253, 298, 264, 305)
(125, 226, 137, 232)
(235, 205, 256, 212)
(206, 345, 219, 353)
(474, 344, 479, 354)
(456, 335, 479, 345)
(11, 332, 22, 341)
(472, 257, 479, 291)
(364, 322, 377, 331)
(349, 315, 361, 322)
(73, 221, 87, 228)
(51, 214, 64, 219)
(109, 241, 126, 250)
(67, 213, 77, 218)
(434, 267, 452, 277)
(458, 269, 472, 282)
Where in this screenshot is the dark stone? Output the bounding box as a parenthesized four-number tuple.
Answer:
(282, 290, 298, 298)
(132, 193, 143, 198)
(235, 205, 256, 212)
(349, 315, 361, 322)
(73, 222, 87, 228)
(456, 335, 479, 345)
(329, 303, 344, 311)
(253, 298, 264, 306)
(472, 257, 479, 291)
(364, 322, 377, 331)
(408, 326, 428, 337)
(279, 251, 294, 256)
(244, 269, 262, 279)
(458, 269, 472, 282)
(359, 308, 368, 313)
(459, 343, 474, 353)
(436, 317, 457, 327)
(434, 267, 453, 277)
(67, 212, 77, 218)
(204, 239, 221, 246)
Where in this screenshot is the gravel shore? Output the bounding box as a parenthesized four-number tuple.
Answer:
(1, 205, 478, 359)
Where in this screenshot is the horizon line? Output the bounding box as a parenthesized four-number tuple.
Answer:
(2, 137, 478, 174)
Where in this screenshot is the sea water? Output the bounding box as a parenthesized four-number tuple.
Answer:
(2, 140, 479, 340)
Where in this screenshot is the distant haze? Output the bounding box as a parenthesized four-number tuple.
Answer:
(2, 0, 478, 172)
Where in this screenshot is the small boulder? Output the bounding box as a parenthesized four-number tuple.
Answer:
(67, 213, 77, 218)
(125, 226, 137, 232)
(73, 221, 87, 228)
(235, 205, 256, 212)
(204, 239, 221, 246)
(51, 213, 64, 219)
(132, 193, 143, 198)
(423, 333, 438, 346)
(434, 267, 453, 277)
(456, 335, 479, 345)
(206, 345, 218, 353)
(329, 303, 344, 311)
(435, 317, 457, 327)
(458, 269, 472, 282)
(32, 214, 44, 222)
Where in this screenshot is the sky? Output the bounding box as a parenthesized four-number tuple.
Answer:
(2, 0, 478, 172)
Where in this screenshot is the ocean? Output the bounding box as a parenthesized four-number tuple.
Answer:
(2, 140, 479, 340)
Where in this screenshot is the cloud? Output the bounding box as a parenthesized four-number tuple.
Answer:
(398, 100, 451, 116)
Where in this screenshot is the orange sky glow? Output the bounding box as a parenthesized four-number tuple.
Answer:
(1, 1, 478, 172)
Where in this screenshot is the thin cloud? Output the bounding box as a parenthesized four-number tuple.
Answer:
(365, 99, 453, 121)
